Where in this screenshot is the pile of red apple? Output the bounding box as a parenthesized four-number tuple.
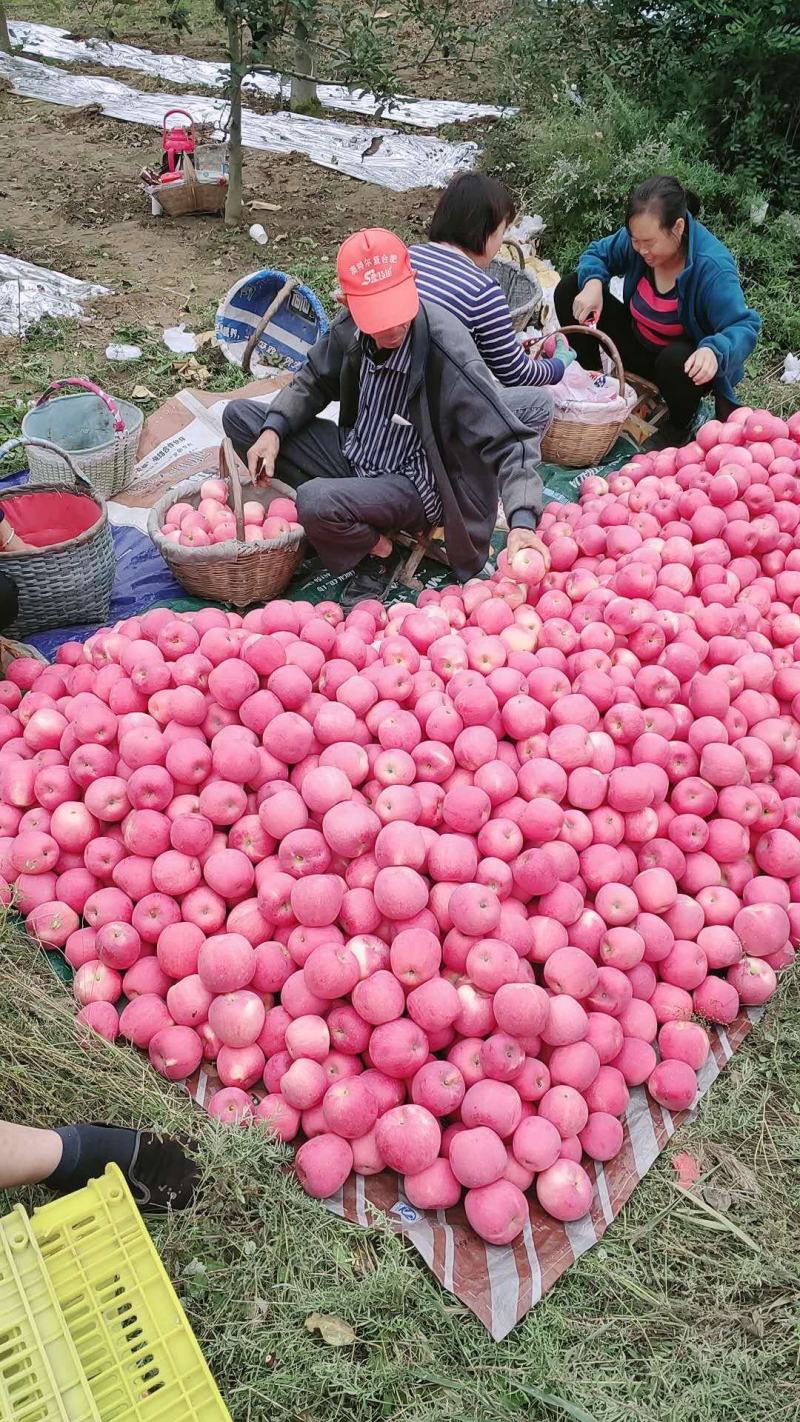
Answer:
(0, 402, 798, 1247)
(161, 478, 302, 548)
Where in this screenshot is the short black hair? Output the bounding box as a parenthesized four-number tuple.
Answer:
(429, 173, 517, 256)
(626, 175, 701, 230)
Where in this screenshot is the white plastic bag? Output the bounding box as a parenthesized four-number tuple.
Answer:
(505, 213, 545, 255)
(163, 324, 198, 353)
(551, 363, 638, 425)
(780, 353, 800, 385)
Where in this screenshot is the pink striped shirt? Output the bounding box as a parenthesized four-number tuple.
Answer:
(630, 273, 685, 349)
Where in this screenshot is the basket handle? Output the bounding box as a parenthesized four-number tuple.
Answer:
(528, 324, 626, 391)
(34, 379, 126, 435)
(163, 108, 195, 135)
(241, 276, 298, 375)
(500, 237, 526, 270)
(182, 154, 199, 196)
(220, 437, 246, 542)
(0, 436, 100, 497)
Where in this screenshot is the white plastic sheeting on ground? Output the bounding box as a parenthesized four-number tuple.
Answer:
(0, 253, 110, 336)
(9, 22, 509, 130)
(0, 52, 476, 192)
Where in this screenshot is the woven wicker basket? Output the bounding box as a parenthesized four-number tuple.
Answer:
(148, 439, 306, 609)
(150, 155, 228, 217)
(488, 238, 543, 333)
(0, 437, 116, 637)
(532, 326, 632, 468)
(21, 379, 143, 500)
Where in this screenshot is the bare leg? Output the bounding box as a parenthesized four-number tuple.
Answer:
(0, 1119, 64, 1188)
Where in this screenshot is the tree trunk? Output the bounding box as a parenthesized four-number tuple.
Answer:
(224, 8, 244, 226)
(290, 13, 317, 107)
(0, 1, 11, 53)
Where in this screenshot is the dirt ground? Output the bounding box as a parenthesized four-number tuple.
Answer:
(0, 88, 435, 369)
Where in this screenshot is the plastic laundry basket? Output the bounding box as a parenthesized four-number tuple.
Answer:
(30, 1164, 232, 1421)
(216, 267, 328, 374)
(0, 1206, 101, 1421)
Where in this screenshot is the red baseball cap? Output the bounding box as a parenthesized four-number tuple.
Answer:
(337, 228, 419, 336)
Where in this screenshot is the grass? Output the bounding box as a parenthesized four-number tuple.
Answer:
(0, 253, 338, 473)
(0, 254, 337, 472)
(2, 3, 800, 1416)
(0, 246, 338, 472)
(0, 311, 252, 478)
(1, 918, 798, 1422)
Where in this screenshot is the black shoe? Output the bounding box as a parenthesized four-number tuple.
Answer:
(126, 1130, 200, 1213)
(644, 420, 695, 451)
(49, 1123, 199, 1213)
(340, 555, 393, 612)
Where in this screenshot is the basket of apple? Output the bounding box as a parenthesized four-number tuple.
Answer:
(148, 438, 306, 607)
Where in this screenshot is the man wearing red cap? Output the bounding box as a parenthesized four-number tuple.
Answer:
(223, 228, 550, 608)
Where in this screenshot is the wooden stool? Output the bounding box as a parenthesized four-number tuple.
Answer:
(624, 373, 668, 446)
(390, 526, 449, 592)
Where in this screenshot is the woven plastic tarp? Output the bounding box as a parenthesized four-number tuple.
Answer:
(8, 22, 510, 130)
(0, 52, 476, 193)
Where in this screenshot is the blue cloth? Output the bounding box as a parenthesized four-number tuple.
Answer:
(28, 525, 185, 659)
(576, 216, 761, 405)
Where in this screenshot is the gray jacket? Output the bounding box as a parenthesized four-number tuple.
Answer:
(260, 301, 543, 581)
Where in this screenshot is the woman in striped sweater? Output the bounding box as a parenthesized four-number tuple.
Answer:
(411, 174, 571, 391)
(555, 176, 761, 449)
(410, 174, 571, 527)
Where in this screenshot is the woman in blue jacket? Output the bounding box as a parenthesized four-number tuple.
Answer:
(554, 176, 761, 448)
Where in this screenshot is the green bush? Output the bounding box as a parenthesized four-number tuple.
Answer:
(486, 88, 800, 374)
(497, 0, 800, 202)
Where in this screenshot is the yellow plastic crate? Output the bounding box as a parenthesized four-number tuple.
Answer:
(30, 1166, 231, 1422)
(0, 1206, 101, 1422)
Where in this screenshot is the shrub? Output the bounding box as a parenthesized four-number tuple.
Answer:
(486, 88, 800, 375)
(497, 0, 800, 201)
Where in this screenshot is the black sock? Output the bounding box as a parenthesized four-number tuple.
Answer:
(47, 1124, 137, 1191)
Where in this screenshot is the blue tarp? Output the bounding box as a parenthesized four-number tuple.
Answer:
(27, 525, 186, 659)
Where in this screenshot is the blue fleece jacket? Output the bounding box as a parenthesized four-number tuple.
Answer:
(577, 216, 761, 404)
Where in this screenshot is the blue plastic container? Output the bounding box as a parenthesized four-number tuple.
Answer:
(215, 268, 329, 374)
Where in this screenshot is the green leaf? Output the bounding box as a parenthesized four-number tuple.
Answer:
(517, 1383, 600, 1422)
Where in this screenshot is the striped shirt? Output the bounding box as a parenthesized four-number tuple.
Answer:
(630, 272, 686, 349)
(410, 242, 563, 388)
(343, 333, 443, 527)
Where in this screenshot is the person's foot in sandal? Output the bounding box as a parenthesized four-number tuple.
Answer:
(46, 1123, 199, 1213)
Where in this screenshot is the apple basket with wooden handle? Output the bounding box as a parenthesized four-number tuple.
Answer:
(148, 438, 306, 608)
(530, 325, 633, 469)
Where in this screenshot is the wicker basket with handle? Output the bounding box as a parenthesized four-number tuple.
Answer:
(148, 438, 306, 608)
(150, 155, 228, 218)
(0, 437, 116, 637)
(488, 237, 543, 333)
(21, 378, 143, 499)
(531, 325, 633, 468)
